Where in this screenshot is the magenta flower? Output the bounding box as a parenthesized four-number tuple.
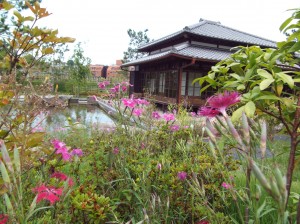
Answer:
(152, 111, 161, 119)
(33, 184, 63, 205)
(163, 113, 175, 122)
(135, 98, 150, 105)
(51, 172, 74, 187)
(71, 148, 83, 157)
(177, 171, 187, 181)
(190, 112, 196, 117)
(169, 125, 180, 132)
(133, 108, 143, 117)
(91, 95, 98, 101)
(51, 139, 66, 150)
(55, 147, 72, 161)
(207, 91, 240, 115)
(141, 142, 145, 149)
(221, 182, 232, 189)
(157, 163, 162, 170)
(113, 147, 119, 154)
(121, 85, 127, 92)
(122, 98, 136, 108)
(98, 81, 110, 89)
(198, 107, 220, 118)
(0, 214, 8, 224)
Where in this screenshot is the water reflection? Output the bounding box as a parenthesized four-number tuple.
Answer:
(37, 104, 114, 133)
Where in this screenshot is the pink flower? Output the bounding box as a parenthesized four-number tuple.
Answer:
(207, 91, 240, 115)
(135, 98, 150, 105)
(51, 139, 66, 150)
(152, 111, 161, 119)
(221, 182, 232, 189)
(71, 148, 83, 157)
(0, 214, 8, 224)
(91, 95, 98, 101)
(55, 146, 72, 161)
(196, 220, 210, 224)
(169, 125, 180, 132)
(32, 126, 44, 133)
(141, 142, 145, 149)
(98, 81, 110, 89)
(133, 108, 143, 117)
(113, 147, 119, 154)
(51, 172, 74, 187)
(198, 107, 220, 118)
(33, 184, 63, 205)
(163, 113, 175, 122)
(157, 163, 162, 170)
(177, 171, 187, 181)
(190, 112, 196, 117)
(122, 98, 136, 108)
(121, 85, 127, 92)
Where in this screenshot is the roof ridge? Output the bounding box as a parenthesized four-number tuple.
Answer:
(211, 21, 276, 44)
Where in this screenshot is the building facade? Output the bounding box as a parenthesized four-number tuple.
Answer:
(122, 19, 276, 108)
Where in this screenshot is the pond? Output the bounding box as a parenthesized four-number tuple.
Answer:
(34, 104, 115, 134)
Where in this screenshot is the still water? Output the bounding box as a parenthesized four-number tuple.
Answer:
(35, 104, 114, 133)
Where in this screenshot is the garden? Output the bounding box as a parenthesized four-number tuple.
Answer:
(0, 1, 300, 224)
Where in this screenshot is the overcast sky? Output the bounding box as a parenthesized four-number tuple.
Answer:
(39, 0, 299, 65)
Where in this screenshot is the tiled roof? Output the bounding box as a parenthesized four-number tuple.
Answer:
(122, 44, 233, 67)
(139, 19, 276, 50)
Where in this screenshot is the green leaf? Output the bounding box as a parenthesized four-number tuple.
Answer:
(245, 101, 256, 117)
(257, 69, 273, 79)
(280, 17, 293, 32)
(232, 106, 245, 122)
(255, 95, 281, 101)
(276, 72, 294, 89)
(259, 79, 274, 90)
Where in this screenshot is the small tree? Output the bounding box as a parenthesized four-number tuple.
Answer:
(69, 42, 91, 83)
(123, 29, 151, 63)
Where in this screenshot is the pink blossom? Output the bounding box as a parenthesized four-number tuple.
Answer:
(133, 108, 143, 117)
(71, 148, 83, 157)
(177, 171, 187, 181)
(163, 113, 175, 122)
(33, 184, 63, 205)
(135, 98, 150, 105)
(198, 107, 220, 118)
(32, 126, 44, 133)
(141, 142, 145, 149)
(113, 147, 119, 154)
(122, 98, 136, 108)
(0, 214, 8, 224)
(51, 139, 66, 150)
(157, 163, 162, 170)
(169, 125, 180, 132)
(98, 81, 110, 89)
(221, 182, 232, 189)
(152, 111, 161, 119)
(190, 112, 196, 117)
(121, 85, 127, 92)
(55, 146, 72, 161)
(196, 220, 210, 224)
(207, 91, 240, 115)
(91, 95, 98, 101)
(51, 172, 74, 187)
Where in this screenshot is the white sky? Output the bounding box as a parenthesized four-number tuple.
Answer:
(39, 0, 299, 65)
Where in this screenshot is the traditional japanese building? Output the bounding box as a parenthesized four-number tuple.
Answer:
(121, 19, 276, 108)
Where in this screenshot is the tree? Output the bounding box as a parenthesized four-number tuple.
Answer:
(0, 0, 75, 78)
(196, 8, 300, 222)
(69, 42, 91, 83)
(123, 29, 151, 63)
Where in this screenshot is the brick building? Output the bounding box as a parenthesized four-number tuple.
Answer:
(90, 60, 122, 78)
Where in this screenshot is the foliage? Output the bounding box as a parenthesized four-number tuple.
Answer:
(69, 42, 91, 83)
(195, 7, 300, 223)
(123, 29, 151, 63)
(0, 0, 75, 77)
